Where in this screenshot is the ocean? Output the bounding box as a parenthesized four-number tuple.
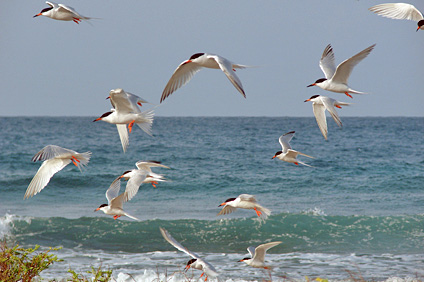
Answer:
(0, 116, 423, 281)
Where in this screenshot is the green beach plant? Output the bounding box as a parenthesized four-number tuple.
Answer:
(0, 240, 61, 282)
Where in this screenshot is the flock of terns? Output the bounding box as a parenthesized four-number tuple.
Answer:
(22, 1, 423, 280)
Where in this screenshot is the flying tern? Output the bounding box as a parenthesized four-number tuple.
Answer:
(218, 194, 271, 219)
(160, 53, 249, 103)
(307, 44, 376, 98)
(272, 131, 314, 167)
(369, 3, 424, 31)
(24, 145, 91, 199)
(95, 177, 139, 221)
(238, 241, 282, 269)
(34, 1, 93, 24)
(304, 95, 351, 140)
(93, 88, 154, 153)
(160, 227, 219, 281)
(113, 161, 168, 202)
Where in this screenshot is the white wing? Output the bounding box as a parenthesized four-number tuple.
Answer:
(319, 44, 336, 79)
(58, 4, 80, 17)
(124, 171, 148, 201)
(322, 97, 343, 128)
(312, 103, 328, 140)
(252, 241, 282, 262)
(126, 91, 149, 111)
(369, 3, 424, 21)
(247, 246, 256, 258)
(109, 89, 138, 113)
(210, 55, 246, 98)
(135, 160, 170, 171)
(24, 158, 71, 199)
(238, 194, 257, 203)
(161, 60, 203, 102)
(116, 124, 129, 153)
(31, 145, 76, 162)
(331, 44, 376, 84)
(278, 131, 295, 153)
(109, 191, 126, 210)
(159, 228, 219, 277)
(217, 205, 238, 216)
(106, 177, 122, 204)
(46, 1, 58, 8)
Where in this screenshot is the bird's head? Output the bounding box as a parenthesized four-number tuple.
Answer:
(219, 197, 237, 207)
(93, 111, 112, 122)
(272, 151, 282, 159)
(304, 94, 320, 102)
(95, 204, 108, 212)
(307, 78, 327, 87)
(34, 6, 52, 17)
(184, 258, 197, 271)
(417, 20, 424, 32)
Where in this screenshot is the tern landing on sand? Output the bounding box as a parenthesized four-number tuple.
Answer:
(272, 131, 314, 167)
(24, 145, 91, 199)
(160, 53, 249, 103)
(304, 95, 351, 140)
(33, 1, 94, 24)
(238, 241, 282, 269)
(218, 194, 271, 220)
(307, 44, 376, 98)
(160, 228, 219, 281)
(93, 88, 154, 153)
(369, 3, 424, 31)
(113, 161, 168, 202)
(95, 177, 139, 221)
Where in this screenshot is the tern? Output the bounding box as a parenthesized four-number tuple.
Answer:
(369, 3, 424, 31)
(114, 161, 168, 202)
(134, 160, 170, 188)
(160, 227, 219, 281)
(304, 95, 351, 140)
(307, 44, 376, 98)
(95, 177, 139, 221)
(218, 194, 271, 219)
(238, 241, 282, 269)
(24, 145, 91, 199)
(160, 53, 249, 103)
(93, 88, 154, 153)
(272, 131, 314, 167)
(33, 1, 93, 24)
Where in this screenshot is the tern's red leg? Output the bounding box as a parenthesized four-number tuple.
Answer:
(344, 92, 353, 98)
(294, 162, 299, 165)
(137, 102, 142, 106)
(128, 120, 135, 133)
(335, 105, 342, 109)
(254, 207, 262, 217)
(73, 18, 80, 24)
(71, 156, 80, 167)
(113, 215, 121, 220)
(151, 181, 158, 188)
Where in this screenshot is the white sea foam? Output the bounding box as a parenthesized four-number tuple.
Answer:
(0, 213, 32, 239)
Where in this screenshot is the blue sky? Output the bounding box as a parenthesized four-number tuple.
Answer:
(1, 0, 423, 117)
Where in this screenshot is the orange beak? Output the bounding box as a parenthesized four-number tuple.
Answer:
(33, 13, 42, 17)
(93, 117, 102, 122)
(95, 208, 100, 211)
(184, 264, 191, 272)
(218, 202, 226, 207)
(307, 83, 316, 87)
(272, 155, 277, 159)
(304, 99, 311, 102)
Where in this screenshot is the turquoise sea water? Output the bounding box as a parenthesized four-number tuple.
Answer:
(0, 116, 423, 281)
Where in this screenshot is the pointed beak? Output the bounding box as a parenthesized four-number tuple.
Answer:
(95, 208, 100, 212)
(417, 27, 420, 32)
(106, 96, 110, 100)
(33, 13, 41, 18)
(238, 259, 244, 262)
(307, 83, 315, 88)
(218, 202, 226, 207)
(184, 264, 191, 272)
(272, 155, 277, 159)
(93, 117, 101, 122)
(304, 99, 311, 102)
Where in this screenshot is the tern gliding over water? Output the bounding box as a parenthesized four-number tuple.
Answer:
(304, 95, 351, 140)
(160, 228, 219, 281)
(24, 145, 91, 199)
(307, 44, 376, 98)
(94, 177, 139, 221)
(272, 131, 314, 167)
(160, 53, 249, 103)
(218, 194, 271, 219)
(369, 3, 424, 31)
(238, 241, 282, 269)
